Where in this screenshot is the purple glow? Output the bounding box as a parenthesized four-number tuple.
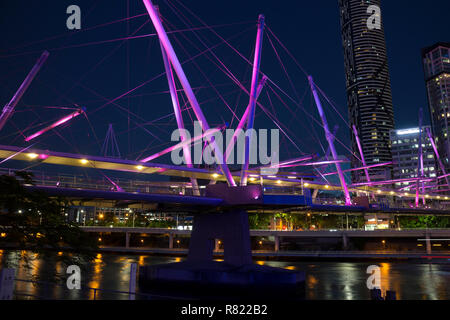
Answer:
(225, 76, 267, 162)
(352, 177, 434, 187)
(0, 51, 49, 132)
(309, 76, 351, 206)
(140, 127, 222, 163)
(352, 125, 371, 183)
(240, 14, 265, 186)
(25, 108, 84, 142)
(426, 127, 450, 188)
(276, 159, 347, 168)
(143, 0, 236, 186)
(323, 162, 393, 177)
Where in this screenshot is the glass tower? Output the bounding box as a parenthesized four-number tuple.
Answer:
(422, 43, 450, 177)
(338, 0, 395, 183)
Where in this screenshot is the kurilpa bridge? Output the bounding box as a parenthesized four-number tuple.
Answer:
(0, 0, 449, 295)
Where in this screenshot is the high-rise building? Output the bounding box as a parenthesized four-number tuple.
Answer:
(338, 0, 395, 183)
(390, 127, 436, 191)
(422, 43, 450, 177)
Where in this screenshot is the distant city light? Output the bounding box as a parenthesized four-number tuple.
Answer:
(136, 165, 144, 171)
(27, 153, 38, 159)
(396, 128, 420, 136)
(80, 159, 88, 164)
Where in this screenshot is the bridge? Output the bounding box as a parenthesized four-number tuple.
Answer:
(1, 0, 449, 284)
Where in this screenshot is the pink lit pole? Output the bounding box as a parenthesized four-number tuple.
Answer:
(322, 161, 393, 176)
(240, 14, 265, 186)
(426, 127, 450, 188)
(0, 51, 49, 132)
(309, 76, 352, 205)
(225, 76, 267, 162)
(24, 108, 85, 142)
(416, 108, 425, 207)
(352, 125, 371, 183)
(352, 177, 434, 187)
(277, 159, 347, 168)
(156, 6, 199, 194)
(143, 0, 236, 186)
(140, 127, 222, 163)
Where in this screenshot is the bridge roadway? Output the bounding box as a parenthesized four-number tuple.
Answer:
(80, 227, 450, 253)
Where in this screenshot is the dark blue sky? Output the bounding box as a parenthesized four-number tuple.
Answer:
(0, 0, 449, 164)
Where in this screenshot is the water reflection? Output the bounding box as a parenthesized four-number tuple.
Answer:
(1, 251, 449, 300)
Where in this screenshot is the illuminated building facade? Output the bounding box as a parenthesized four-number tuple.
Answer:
(422, 43, 450, 176)
(390, 127, 436, 191)
(338, 0, 395, 183)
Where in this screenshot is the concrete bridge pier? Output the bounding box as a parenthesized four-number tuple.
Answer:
(426, 233, 432, 255)
(188, 210, 252, 266)
(274, 235, 280, 252)
(342, 233, 349, 250)
(214, 239, 220, 252)
(125, 232, 130, 249)
(168, 232, 174, 249)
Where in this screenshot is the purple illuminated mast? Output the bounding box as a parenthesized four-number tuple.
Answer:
(141, 127, 223, 163)
(309, 76, 352, 205)
(0, 51, 49, 132)
(416, 108, 425, 207)
(352, 125, 371, 183)
(156, 6, 199, 194)
(142, 0, 236, 186)
(25, 107, 85, 142)
(225, 76, 267, 163)
(240, 14, 265, 186)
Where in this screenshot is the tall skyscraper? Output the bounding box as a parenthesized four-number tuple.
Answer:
(422, 43, 450, 177)
(338, 0, 395, 183)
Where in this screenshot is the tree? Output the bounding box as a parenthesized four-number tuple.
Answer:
(0, 172, 98, 281)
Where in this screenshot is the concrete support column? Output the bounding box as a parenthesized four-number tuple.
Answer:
(215, 239, 220, 252)
(125, 232, 130, 248)
(274, 236, 280, 252)
(169, 233, 174, 249)
(426, 233, 432, 255)
(342, 233, 348, 250)
(188, 210, 252, 266)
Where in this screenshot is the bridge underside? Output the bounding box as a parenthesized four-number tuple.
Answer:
(26, 185, 450, 216)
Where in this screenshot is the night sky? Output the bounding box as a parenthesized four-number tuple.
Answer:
(0, 0, 449, 173)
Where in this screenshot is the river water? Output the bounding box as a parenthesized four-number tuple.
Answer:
(1, 250, 449, 300)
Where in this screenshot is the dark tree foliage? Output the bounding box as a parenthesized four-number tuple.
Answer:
(398, 215, 450, 229)
(0, 172, 98, 281)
